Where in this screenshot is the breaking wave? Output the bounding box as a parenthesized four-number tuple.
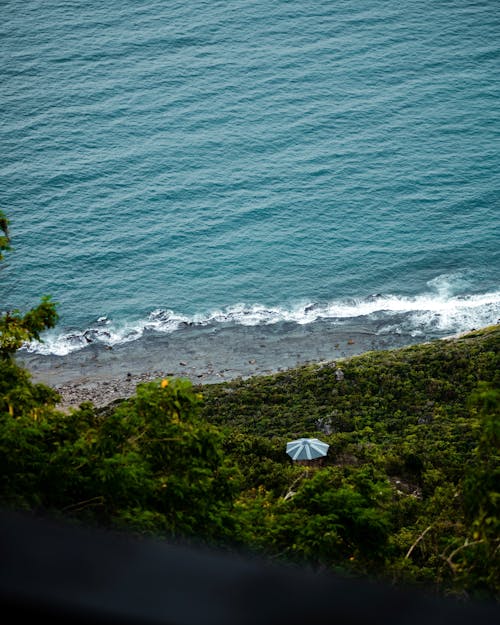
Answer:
(23, 283, 500, 356)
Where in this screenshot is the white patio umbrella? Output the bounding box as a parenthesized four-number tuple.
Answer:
(286, 437, 329, 461)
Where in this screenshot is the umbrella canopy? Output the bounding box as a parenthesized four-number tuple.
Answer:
(286, 438, 329, 461)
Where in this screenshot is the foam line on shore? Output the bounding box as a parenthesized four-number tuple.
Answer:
(21, 286, 500, 357)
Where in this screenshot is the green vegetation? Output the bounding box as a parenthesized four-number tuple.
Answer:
(1, 210, 499, 601)
(198, 326, 499, 598)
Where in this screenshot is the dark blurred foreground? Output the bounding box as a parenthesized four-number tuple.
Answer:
(0, 509, 498, 625)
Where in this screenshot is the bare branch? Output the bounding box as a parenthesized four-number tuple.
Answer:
(405, 525, 433, 559)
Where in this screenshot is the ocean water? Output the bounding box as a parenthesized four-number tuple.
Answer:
(1, 0, 499, 367)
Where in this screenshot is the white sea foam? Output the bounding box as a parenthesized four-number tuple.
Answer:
(23, 284, 500, 356)
(25, 322, 144, 356)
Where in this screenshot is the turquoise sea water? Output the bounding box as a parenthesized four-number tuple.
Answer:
(1, 0, 499, 359)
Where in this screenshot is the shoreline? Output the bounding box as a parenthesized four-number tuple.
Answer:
(15, 320, 481, 411)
